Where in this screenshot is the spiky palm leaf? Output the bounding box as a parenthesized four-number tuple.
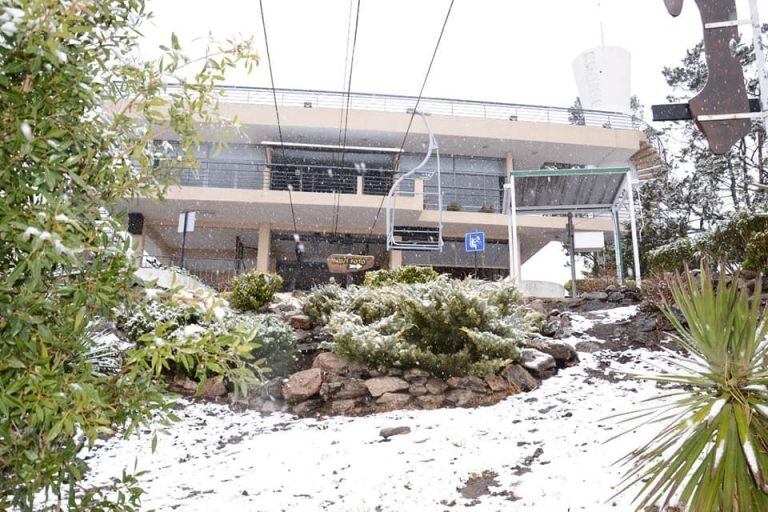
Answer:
(616, 269, 768, 511)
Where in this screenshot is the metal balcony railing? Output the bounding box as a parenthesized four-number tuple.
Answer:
(166, 85, 639, 130)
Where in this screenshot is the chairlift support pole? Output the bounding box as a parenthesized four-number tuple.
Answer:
(624, 174, 642, 289)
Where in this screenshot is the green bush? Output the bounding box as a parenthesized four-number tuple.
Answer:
(363, 265, 439, 287)
(303, 283, 348, 326)
(115, 297, 201, 340)
(230, 314, 297, 377)
(326, 278, 528, 377)
(616, 269, 768, 511)
(230, 271, 283, 311)
(744, 229, 768, 271)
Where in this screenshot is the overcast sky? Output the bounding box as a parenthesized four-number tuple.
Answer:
(140, 0, 760, 114)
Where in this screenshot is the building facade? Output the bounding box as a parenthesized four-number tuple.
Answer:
(126, 87, 654, 289)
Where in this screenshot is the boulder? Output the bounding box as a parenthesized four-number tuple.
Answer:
(519, 349, 557, 379)
(582, 291, 608, 301)
(376, 392, 411, 405)
(446, 377, 462, 388)
(408, 383, 428, 396)
(258, 377, 284, 400)
(330, 399, 359, 415)
(445, 389, 475, 407)
(425, 378, 448, 395)
(527, 299, 546, 314)
(528, 341, 579, 368)
(364, 376, 410, 397)
(291, 398, 322, 415)
(501, 364, 539, 392)
(417, 394, 445, 408)
(260, 400, 283, 413)
(172, 375, 199, 393)
(282, 368, 322, 403)
(456, 376, 489, 394)
(202, 376, 228, 398)
(574, 341, 602, 353)
(312, 352, 350, 375)
(290, 314, 311, 330)
(484, 374, 509, 393)
(334, 379, 370, 400)
(403, 368, 430, 382)
(380, 426, 411, 439)
(387, 368, 404, 377)
(607, 291, 624, 302)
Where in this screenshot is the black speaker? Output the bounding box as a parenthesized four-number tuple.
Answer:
(127, 212, 144, 235)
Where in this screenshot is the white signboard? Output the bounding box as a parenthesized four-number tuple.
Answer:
(574, 231, 605, 252)
(177, 211, 196, 233)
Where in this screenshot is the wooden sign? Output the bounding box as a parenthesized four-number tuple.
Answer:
(327, 254, 375, 274)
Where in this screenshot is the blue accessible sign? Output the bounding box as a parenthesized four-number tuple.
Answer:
(465, 231, 485, 253)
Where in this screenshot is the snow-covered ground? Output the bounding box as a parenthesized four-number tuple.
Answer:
(83, 306, 675, 511)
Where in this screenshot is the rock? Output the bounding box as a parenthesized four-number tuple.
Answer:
(574, 341, 602, 353)
(312, 352, 350, 374)
(334, 379, 370, 400)
(387, 368, 404, 377)
(258, 377, 284, 400)
(291, 399, 323, 415)
(527, 299, 546, 314)
(403, 368, 430, 382)
(484, 374, 509, 393)
(172, 375, 199, 393)
(605, 285, 618, 293)
(380, 426, 411, 439)
(582, 291, 608, 301)
(364, 376, 410, 397)
(501, 364, 539, 392)
(425, 378, 448, 395)
(416, 394, 445, 408)
(446, 377, 462, 388)
(445, 389, 475, 407)
(282, 368, 322, 403)
(260, 400, 283, 413)
(331, 399, 359, 415)
(607, 291, 624, 302)
(202, 376, 227, 398)
(408, 383, 428, 396)
(376, 392, 411, 405)
(528, 341, 579, 368)
(290, 314, 311, 330)
(519, 349, 557, 379)
(456, 376, 489, 394)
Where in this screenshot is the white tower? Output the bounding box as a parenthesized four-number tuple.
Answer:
(572, 46, 631, 116)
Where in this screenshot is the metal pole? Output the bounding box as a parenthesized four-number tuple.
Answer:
(474, 252, 478, 278)
(505, 177, 521, 284)
(611, 207, 624, 285)
(568, 212, 577, 298)
(749, 0, 768, 115)
(625, 174, 642, 288)
(179, 212, 188, 269)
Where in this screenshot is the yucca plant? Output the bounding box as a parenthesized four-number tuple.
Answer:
(615, 268, 768, 511)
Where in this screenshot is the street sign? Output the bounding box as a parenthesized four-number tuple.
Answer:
(177, 211, 196, 233)
(574, 231, 605, 252)
(465, 231, 485, 253)
(327, 254, 375, 274)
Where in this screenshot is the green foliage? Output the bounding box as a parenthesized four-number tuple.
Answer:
(0, 1, 259, 509)
(230, 314, 297, 377)
(363, 265, 439, 287)
(616, 269, 768, 511)
(646, 213, 768, 273)
(230, 271, 283, 311)
(563, 278, 636, 292)
(115, 296, 201, 340)
(326, 278, 529, 377)
(303, 283, 347, 326)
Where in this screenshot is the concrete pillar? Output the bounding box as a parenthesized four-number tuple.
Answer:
(257, 223, 271, 273)
(356, 175, 364, 195)
(414, 179, 424, 201)
(505, 151, 522, 281)
(263, 147, 272, 191)
(389, 237, 402, 270)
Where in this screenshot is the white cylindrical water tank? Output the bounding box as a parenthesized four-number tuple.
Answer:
(572, 46, 631, 115)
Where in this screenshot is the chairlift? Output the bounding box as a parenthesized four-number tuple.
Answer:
(386, 111, 444, 252)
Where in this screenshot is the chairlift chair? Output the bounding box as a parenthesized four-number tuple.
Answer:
(385, 112, 444, 252)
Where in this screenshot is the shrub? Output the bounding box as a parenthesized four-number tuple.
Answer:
(303, 283, 348, 326)
(228, 314, 297, 377)
(615, 269, 768, 511)
(363, 265, 439, 287)
(230, 271, 283, 311)
(744, 229, 768, 272)
(646, 236, 700, 273)
(115, 297, 201, 341)
(326, 278, 529, 377)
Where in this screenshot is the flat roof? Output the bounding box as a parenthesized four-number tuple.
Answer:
(509, 167, 630, 214)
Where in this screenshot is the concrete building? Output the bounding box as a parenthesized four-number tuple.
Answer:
(125, 87, 655, 289)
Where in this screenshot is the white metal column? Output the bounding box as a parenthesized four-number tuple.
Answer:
(624, 174, 642, 288)
(610, 206, 624, 285)
(749, 0, 768, 116)
(504, 180, 521, 284)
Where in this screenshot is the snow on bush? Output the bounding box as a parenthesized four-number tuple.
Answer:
(230, 271, 284, 311)
(324, 277, 530, 377)
(362, 265, 439, 287)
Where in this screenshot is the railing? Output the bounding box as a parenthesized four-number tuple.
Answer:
(167, 85, 639, 130)
(179, 160, 264, 189)
(140, 255, 255, 290)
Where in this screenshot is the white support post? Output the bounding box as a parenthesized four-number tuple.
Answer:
(611, 207, 624, 285)
(749, 0, 768, 116)
(624, 174, 642, 288)
(505, 180, 521, 284)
